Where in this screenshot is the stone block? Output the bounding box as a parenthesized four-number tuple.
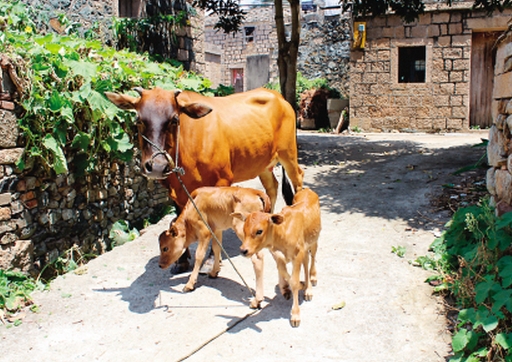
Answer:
(0, 239, 33, 272)
(495, 168, 512, 205)
(487, 126, 508, 167)
(487, 167, 496, 195)
(0, 148, 23, 165)
(0, 110, 18, 148)
(493, 72, 512, 99)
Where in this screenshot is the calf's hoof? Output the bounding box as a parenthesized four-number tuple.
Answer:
(182, 284, 195, 293)
(304, 291, 313, 301)
(311, 277, 317, 286)
(208, 270, 220, 279)
(249, 298, 262, 310)
(290, 315, 301, 328)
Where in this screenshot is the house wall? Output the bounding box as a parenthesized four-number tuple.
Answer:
(486, 19, 512, 216)
(349, 8, 512, 132)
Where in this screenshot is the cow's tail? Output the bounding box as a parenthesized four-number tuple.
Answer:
(282, 167, 295, 206)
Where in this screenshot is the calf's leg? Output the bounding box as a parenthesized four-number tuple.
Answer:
(289, 253, 304, 327)
(250, 250, 265, 309)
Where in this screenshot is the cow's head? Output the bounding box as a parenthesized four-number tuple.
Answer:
(231, 211, 283, 258)
(158, 219, 187, 269)
(105, 87, 213, 179)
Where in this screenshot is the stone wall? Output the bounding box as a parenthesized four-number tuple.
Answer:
(19, 0, 195, 69)
(202, 6, 351, 96)
(0, 59, 171, 274)
(486, 19, 512, 216)
(349, 7, 512, 132)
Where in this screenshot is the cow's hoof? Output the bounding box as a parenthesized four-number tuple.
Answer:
(171, 262, 190, 275)
(311, 277, 318, 287)
(304, 291, 313, 301)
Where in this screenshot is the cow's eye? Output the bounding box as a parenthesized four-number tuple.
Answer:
(163, 247, 169, 252)
(256, 230, 263, 235)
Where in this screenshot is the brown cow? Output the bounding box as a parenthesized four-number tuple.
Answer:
(232, 188, 321, 327)
(158, 186, 271, 309)
(105, 87, 303, 210)
(106, 87, 304, 271)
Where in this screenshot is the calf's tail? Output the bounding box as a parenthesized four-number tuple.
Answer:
(282, 167, 295, 206)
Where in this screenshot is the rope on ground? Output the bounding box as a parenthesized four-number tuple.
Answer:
(175, 307, 262, 362)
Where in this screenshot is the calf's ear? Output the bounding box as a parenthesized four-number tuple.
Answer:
(231, 212, 246, 222)
(169, 225, 179, 237)
(270, 214, 284, 225)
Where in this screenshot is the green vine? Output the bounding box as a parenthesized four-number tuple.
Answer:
(0, 1, 215, 176)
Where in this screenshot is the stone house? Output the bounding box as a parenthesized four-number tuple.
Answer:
(349, 2, 512, 132)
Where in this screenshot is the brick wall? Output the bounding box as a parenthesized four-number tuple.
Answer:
(349, 7, 512, 132)
(486, 19, 512, 216)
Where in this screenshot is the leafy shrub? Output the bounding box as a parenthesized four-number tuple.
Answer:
(0, 1, 217, 176)
(0, 269, 43, 322)
(420, 199, 512, 361)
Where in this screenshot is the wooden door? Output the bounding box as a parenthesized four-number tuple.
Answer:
(470, 32, 500, 128)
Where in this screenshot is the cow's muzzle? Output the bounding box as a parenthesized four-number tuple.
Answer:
(143, 153, 172, 179)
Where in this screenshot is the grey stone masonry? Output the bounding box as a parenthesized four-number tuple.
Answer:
(487, 19, 512, 216)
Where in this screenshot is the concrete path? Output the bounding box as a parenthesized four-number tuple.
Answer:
(1, 131, 488, 362)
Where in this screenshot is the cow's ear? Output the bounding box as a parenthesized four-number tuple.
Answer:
(181, 102, 213, 119)
(105, 92, 139, 110)
(231, 212, 246, 222)
(270, 214, 284, 225)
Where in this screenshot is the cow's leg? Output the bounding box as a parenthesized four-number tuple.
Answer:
(183, 235, 211, 292)
(208, 230, 223, 279)
(309, 242, 318, 287)
(258, 169, 279, 211)
(279, 153, 304, 193)
(250, 250, 265, 309)
(290, 253, 304, 327)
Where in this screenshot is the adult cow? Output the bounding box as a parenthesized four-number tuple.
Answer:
(105, 86, 304, 269)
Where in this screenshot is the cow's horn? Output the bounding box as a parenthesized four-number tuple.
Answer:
(174, 89, 182, 98)
(133, 87, 144, 96)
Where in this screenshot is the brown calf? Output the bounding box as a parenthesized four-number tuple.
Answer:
(158, 186, 271, 308)
(232, 188, 321, 327)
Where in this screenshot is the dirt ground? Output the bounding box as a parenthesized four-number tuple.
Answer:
(0, 130, 489, 362)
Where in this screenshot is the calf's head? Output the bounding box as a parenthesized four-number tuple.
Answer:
(231, 212, 284, 257)
(158, 220, 187, 269)
(105, 87, 212, 179)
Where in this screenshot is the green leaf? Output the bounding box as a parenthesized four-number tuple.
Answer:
(498, 256, 512, 288)
(452, 328, 471, 353)
(42, 134, 68, 174)
(49, 90, 64, 112)
(63, 58, 97, 81)
(475, 275, 497, 304)
(481, 314, 499, 333)
(71, 133, 92, 151)
(496, 333, 512, 350)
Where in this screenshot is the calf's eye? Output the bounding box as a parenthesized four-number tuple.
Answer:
(163, 247, 169, 252)
(256, 230, 263, 235)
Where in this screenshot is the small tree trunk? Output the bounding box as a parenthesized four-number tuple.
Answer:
(275, 0, 301, 112)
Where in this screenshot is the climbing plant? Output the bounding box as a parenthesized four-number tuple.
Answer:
(0, 1, 215, 176)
